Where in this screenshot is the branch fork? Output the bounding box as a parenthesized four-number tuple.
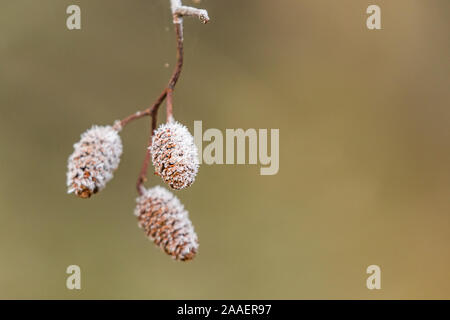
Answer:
(118, 0, 210, 194)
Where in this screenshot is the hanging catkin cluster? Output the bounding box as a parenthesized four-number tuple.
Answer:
(67, 125, 123, 198)
(150, 121, 199, 190)
(134, 186, 198, 261)
(66, 0, 210, 263)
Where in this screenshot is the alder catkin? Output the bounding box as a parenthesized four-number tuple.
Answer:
(135, 186, 198, 261)
(150, 121, 199, 190)
(67, 125, 123, 198)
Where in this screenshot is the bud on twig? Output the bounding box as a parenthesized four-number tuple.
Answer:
(150, 121, 199, 190)
(67, 125, 123, 198)
(135, 186, 198, 261)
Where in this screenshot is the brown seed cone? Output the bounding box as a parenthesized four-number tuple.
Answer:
(150, 121, 199, 190)
(135, 186, 199, 261)
(67, 125, 122, 198)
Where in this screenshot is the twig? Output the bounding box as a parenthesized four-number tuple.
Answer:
(165, 21, 184, 122)
(171, 0, 210, 24)
(135, 89, 167, 195)
(116, 0, 209, 195)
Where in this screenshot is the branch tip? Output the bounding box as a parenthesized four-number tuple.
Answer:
(171, 1, 210, 24)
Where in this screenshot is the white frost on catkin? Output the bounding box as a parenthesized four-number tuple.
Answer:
(134, 186, 199, 261)
(67, 125, 123, 198)
(150, 121, 199, 190)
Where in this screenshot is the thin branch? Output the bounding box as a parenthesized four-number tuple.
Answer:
(136, 90, 167, 195)
(165, 22, 184, 122)
(170, 0, 210, 24)
(116, 0, 209, 194)
(175, 6, 210, 24)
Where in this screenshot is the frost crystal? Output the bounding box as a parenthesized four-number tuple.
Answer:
(135, 186, 198, 261)
(150, 121, 199, 190)
(67, 125, 123, 198)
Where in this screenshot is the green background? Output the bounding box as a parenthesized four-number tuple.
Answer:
(0, 0, 449, 299)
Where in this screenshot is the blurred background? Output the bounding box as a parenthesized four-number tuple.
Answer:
(0, 0, 449, 299)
